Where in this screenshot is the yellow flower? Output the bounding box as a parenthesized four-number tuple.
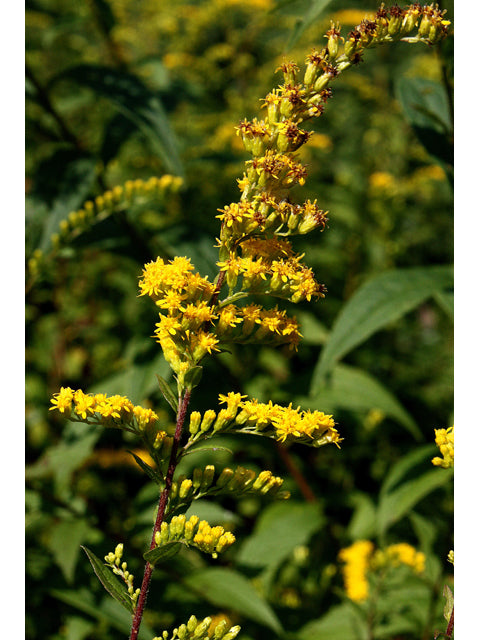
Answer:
(432, 426, 454, 468)
(49, 387, 74, 415)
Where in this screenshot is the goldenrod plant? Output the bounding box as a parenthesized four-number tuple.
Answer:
(45, 5, 452, 639)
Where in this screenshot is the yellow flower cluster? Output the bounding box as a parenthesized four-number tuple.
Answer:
(167, 464, 288, 515)
(338, 540, 426, 602)
(432, 426, 454, 468)
(139, 257, 302, 382)
(154, 514, 235, 559)
(104, 543, 141, 607)
(28, 175, 183, 281)
(49, 387, 158, 433)
(338, 540, 374, 602)
(187, 392, 340, 448)
(218, 237, 326, 304)
(372, 542, 426, 573)
(153, 614, 241, 640)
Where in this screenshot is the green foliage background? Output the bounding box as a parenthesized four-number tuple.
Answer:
(26, 1, 454, 638)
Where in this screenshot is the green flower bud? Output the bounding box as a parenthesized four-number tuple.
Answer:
(194, 618, 212, 637)
(216, 467, 234, 488)
(187, 616, 198, 633)
(200, 465, 216, 490)
(313, 74, 330, 92)
(223, 627, 241, 640)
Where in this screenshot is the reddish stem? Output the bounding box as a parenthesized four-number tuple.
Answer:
(446, 606, 454, 638)
(129, 389, 192, 640)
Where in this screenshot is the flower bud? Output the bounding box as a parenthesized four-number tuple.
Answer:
(189, 411, 202, 435)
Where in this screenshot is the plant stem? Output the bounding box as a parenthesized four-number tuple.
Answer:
(128, 388, 192, 640)
(445, 606, 454, 638)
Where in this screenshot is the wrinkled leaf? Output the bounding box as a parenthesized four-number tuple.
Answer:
(312, 265, 454, 383)
(81, 546, 134, 613)
(183, 567, 283, 633)
(57, 64, 183, 176)
(304, 363, 420, 439)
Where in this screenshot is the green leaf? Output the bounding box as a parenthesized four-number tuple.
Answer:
(304, 363, 420, 439)
(396, 76, 453, 168)
(128, 451, 162, 485)
(50, 588, 155, 639)
(377, 450, 453, 536)
(346, 493, 377, 540)
(81, 546, 134, 613)
(312, 265, 454, 383)
(297, 603, 368, 640)
(286, 0, 335, 50)
(46, 518, 92, 584)
(443, 584, 454, 622)
(236, 501, 323, 569)
(57, 64, 184, 176)
(156, 374, 178, 413)
(183, 366, 203, 390)
(183, 567, 283, 634)
(143, 541, 183, 565)
(36, 151, 98, 253)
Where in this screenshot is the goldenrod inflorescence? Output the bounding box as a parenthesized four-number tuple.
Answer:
(432, 425, 454, 468)
(338, 540, 426, 602)
(50, 387, 158, 433)
(154, 514, 236, 559)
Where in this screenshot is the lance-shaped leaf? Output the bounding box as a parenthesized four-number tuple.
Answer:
(156, 374, 178, 413)
(81, 546, 134, 613)
(312, 265, 454, 384)
(144, 541, 183, 565)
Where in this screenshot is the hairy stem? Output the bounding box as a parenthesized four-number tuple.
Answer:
(129, 389, 192, 640)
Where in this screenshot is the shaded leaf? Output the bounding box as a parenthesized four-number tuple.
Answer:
(81, 546, 134, 613)
(396, 77, 453, 168)
(312, 265, 454, 383)
(34, 151, 98, 253)
(100, 112, 138, 166)
(183, 567, 283, 633)
(128, 451, 162, 485)
(304, 363, 420, 439)
(156, 374, 178, 413)
(57, 64, 184, 176)
(50, 588, 155, 639)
